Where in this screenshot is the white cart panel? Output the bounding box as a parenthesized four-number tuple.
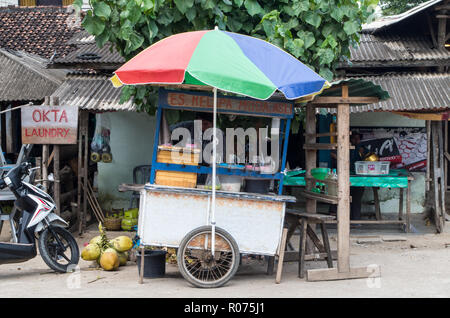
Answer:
(138, 186, 291, 256)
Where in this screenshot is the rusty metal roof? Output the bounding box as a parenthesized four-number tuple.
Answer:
(362, 0, 443, 34)
(349, 33, 450, 63)
(51, 74, 136, 111)
(0, 49, 66, 102)
(346, 72, 450, 113)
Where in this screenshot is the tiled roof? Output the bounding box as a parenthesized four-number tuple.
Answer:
(52, 30, 125, 68)
(0, 49, 66, 102)
(51, 74, 136, 111)
(0, 6, 81, 59)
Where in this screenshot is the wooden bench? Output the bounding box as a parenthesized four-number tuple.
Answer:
(276, 209, 336, 284)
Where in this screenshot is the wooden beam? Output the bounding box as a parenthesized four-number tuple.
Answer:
(306, 266, 380, 282)
(427, 13, 439, 47)
(310, 96, 380, 105)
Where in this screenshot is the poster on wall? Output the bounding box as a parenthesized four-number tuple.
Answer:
(21, 106, 78, 144)
(358, 128, 427, 171)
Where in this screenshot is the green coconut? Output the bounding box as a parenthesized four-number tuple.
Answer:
(110, 236, 133, 252)
(81, 243, 101, 261)
(100, 248, 119, 271)
(90, 235, 102, 246)
(117, 251, 128, 266)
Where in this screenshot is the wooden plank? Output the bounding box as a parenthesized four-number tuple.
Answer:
(336, 85, 350, 273)
(431, 122, 443, 233)
(305, 104, 317, 214)
(310, 96, 379, 104)
(275, 228, 288, 284)
(325, 219, 405, 225)
(304, 132, 338, 138)
(283, 250, 338, 262)
(302, 190, 339, 205)
(399, 188, 404, 220)
(306, 266, 380, 282)
(426, 121, 431, 192)
(304, 143, 355, 150)
(438, 121, 446, 227)
(373, 187, 382, 220)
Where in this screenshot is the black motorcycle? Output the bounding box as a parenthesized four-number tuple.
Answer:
(0, 162, 79, 272)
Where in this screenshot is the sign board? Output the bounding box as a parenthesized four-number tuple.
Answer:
(360, 128, 427, 171)
(158, 88, 294, 118)
(21, 106, 78, 144)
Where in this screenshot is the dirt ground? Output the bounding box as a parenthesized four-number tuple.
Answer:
(0, 216, 450, 298)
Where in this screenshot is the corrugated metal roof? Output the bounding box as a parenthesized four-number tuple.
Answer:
(51, 74, 136, 111)
(0, 49, 66, 102)
(346, 73, 450, 113)
(362, 0, 443, 33)
(349, 33, 450, 62)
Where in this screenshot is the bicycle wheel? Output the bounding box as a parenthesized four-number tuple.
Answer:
(177, 226, 239, 288)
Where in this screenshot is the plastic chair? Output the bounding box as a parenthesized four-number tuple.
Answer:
(129, 165, 152, 209)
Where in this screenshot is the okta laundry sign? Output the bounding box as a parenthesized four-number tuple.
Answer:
(21, 106, 78, 144)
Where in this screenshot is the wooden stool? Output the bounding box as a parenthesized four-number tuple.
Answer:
(276, 209, 335, 283)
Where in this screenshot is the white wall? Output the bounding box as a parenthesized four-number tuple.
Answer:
(351, 112, 425, 127)
(97, 111, 155, 210)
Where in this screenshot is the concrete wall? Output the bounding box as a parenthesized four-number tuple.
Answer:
(97, 111, 155, 210)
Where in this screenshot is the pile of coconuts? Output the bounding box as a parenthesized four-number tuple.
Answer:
(81, 223, 133, 271)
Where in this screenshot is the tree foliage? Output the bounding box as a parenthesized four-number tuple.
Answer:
(379, 0, 429, 16)
(74, 0, 378, 113)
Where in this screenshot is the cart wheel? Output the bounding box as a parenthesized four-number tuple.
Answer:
(177, 226, 239, 288)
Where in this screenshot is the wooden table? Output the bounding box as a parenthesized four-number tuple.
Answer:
(283, 169, 414, 232)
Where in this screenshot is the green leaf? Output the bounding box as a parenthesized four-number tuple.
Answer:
(157, 10, 174, 25)
(319, 67, 334, 82)
(142, 0, 154, 11)
(304, 11, 322, 28)
(95, 29, 110, 48)
(233, 0, 244, 7)
(93, 2, 111, 19)
(244, 0, 264, 17)
(186, 7, 197, 22)
(227, 17, 243, 32)
(297, 30, 316, 49)
(330, 7, 344, 22)
(317, 48, 335, 65)
(125, 32, 145, 54)
(174, 0, 194, 14)
(72, 0, 83, 10)
(82, 12, 105, 36)
(343, 20, 359, 35)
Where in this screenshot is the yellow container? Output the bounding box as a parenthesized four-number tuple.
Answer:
(155, 146, 200, 188)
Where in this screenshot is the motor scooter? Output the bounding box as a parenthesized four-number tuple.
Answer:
(0, 162, 79, 273)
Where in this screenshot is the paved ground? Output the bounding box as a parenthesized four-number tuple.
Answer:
(0, 214, 449, 298)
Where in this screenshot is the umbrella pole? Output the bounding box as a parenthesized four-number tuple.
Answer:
(211, 87, 217, 255)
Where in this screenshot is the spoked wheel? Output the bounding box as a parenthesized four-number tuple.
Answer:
(177, 226, 239, 288)
(38, 226, 80, 273)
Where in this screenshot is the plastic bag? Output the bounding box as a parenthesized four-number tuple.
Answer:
(90, 114, 112, 163)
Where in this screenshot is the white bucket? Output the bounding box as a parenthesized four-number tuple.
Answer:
(220, 175, 243, 192)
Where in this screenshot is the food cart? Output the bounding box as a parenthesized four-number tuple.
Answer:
(112, 28, 329, 287)
(137, 88, 296, 288)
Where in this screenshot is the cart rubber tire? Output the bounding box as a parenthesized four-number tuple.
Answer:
(177, 226, 239, 288)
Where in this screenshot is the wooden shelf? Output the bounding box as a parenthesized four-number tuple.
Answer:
(305, 177, 338, 185)
(304, 143, 355, 150)
(302, 190, 339, 204)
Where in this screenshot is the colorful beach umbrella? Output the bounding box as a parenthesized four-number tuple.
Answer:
(111, 29, 328, 100)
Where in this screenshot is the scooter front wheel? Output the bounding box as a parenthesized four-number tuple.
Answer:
(38, 226, 80, 273)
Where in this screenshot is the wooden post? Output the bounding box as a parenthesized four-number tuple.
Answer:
(426, 121, 431, 192)
(445, 120, 448, 191)
(275, 228, 288, 284)
(336, 85, 350, 273)
(77, 111, 89, 235)
(50, 96, 61, 216)
(305, 103, 317, 214)
(139, 246, 145, 284)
